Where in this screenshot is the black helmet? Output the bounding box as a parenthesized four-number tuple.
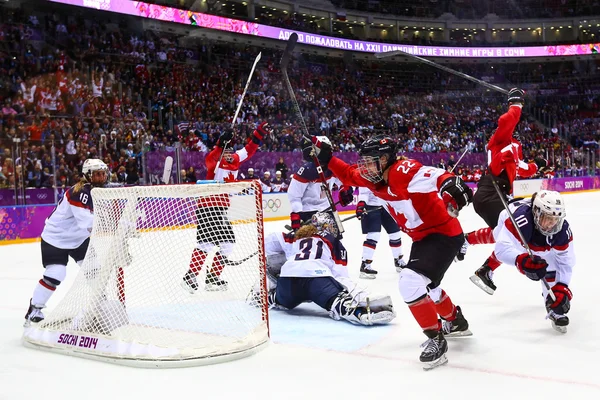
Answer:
(358, 136, 397, 183)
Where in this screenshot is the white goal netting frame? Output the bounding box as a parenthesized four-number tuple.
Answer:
(23, 181, 269, 368)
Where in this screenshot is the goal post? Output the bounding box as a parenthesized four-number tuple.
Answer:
(23, 181, 270, 368)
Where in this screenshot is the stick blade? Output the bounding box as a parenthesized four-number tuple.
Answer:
(280, 32, 299, 68)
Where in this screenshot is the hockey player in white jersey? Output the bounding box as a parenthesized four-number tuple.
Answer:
(356, 187, 407, 279)
(287, 136, 353, 232)
(260, 213, 396, 326)
(24, 159, 108, 326)
(492, 190, 575, 333)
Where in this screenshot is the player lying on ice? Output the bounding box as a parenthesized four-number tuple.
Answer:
(259, 212, 396, 326)
(491, 190, 575, 333)
(308, 135, 473, 370)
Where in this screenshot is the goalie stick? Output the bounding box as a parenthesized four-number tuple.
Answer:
(214, 52, 262, 174)
(284, 207, 383, 232)
(280, 32, 345, 235)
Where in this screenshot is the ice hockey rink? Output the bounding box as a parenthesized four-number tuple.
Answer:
(1, 191, 599, 400)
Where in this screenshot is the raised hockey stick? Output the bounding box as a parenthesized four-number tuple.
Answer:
(214, 52, 262, 174)
(375, 50, 509, 95)
(489, 177, 556, 301)
(280, 32, 345, 235)
(449, 146, 470, 173)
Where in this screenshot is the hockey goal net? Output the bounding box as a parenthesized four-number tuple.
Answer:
(23, 181, 269, 367)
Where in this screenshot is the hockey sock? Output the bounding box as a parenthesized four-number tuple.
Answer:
(466, 227, 495, 245)
(486, 252, 502, 271)
(32, 276, 60, 307)
(209, 253, 225, 277)
(362, 239, 377, 261)
(433, 290, 457, 321)
(408, 295, 442, 332)
(189, 248, 207, 275)
(389, 233, 403, 259)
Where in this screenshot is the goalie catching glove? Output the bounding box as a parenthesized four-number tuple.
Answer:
(439, 176, 473, 217)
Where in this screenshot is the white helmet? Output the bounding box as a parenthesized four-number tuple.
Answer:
(82, 158, 108, 187)
(532, 190, 566, 236)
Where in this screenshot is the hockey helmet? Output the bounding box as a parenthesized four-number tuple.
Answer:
(82, 158, 109, 187)
(311, 212, 338, 237)
(357, 136, 397, 183)
(532, 190, 566, 236)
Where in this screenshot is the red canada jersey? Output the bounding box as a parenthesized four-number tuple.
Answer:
(328, 157, 463, 242)
(487, 105, 538, 189)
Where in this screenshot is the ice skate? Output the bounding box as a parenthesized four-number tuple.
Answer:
(181, 271, 198, 294)
(420, 329, 448, 370)
(359, 260, 377, 279)
(547, 310, 569, 333)
(394, 256, 407, 272)
(205, 272, 228, 291)
(441, 305, 473, 337)
(469, 262, 497, 295)
(24, 299, 45, 327)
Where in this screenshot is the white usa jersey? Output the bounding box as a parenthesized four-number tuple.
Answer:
(41, 184, 94, 249)
(280, 232, 348, 278)
(493, 200, 575, 286)
(358, 186, 385, 206)
(287, 162, 341, 213)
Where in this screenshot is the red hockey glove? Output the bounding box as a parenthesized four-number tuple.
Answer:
(355, 201, 367, 220)
(546, 283, 573, 314)
(252, 122, 270, 144)
(516, 253, 548, 281)
(338, 185, 354, 207)
(290, 212, 301, 230)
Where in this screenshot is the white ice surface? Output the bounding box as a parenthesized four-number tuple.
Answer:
(1, 191, 599, 400)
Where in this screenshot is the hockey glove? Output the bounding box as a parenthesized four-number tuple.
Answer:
(440, 176, 473, 217)
(290, 212, 302, 231)
(516, 253, 548, 281)
(302, 136, 333, 168)
(338, 185, 354, 207)
(217, 128, 234, 147)
(355, 201, 367, 220)
(252, 122, 270, 144)
(507, 88, 525, 105)
(534, 157, 548, 170)
(546, 283, 572, 314)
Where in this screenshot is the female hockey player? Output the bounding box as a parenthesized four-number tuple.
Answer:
(181, 122, 268, 292)
(309, 135, 473, 369)
(492, 190, 574, 333)
(355, 186, 407, 279)
(24, 159, 109, 326)
(266, 212, 396, 326)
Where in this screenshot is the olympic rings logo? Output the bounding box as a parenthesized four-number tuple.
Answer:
(37, 193, 48, 199)
(519, 182, 529, 191)
(262, 198, 282, 212)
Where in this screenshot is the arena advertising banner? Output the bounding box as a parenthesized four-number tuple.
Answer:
(50, 0, 600, 58)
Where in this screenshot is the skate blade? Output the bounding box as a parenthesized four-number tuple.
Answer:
(180, 280, 197, 295)
(551, 321, 568, 333)
(205, 284, 228, 292)
(444, 329, 473, 338)
(423, 353, 448, 371)
(469, 275, 495, 295)
(359, 272, 377, 280)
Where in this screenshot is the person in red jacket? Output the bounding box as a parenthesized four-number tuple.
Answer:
(458, 88, 546, 295)
(181, 123, 269, 292)
(310, 135, 473, 370)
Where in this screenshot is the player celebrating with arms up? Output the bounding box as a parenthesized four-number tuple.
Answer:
(493, 190, 575, 333)
(309, 135, 473, 369)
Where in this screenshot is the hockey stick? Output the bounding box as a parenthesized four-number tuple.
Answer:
(449, 146, 470, 173)
(280, 32, 345, 235)
(162, 156, 173, 184)
(214, 52, 262, 173)
(221, 251, 259, 267)
(284, 207, 383, 231)
(489, 177, 556, 301)
(375, 50, 509, 95)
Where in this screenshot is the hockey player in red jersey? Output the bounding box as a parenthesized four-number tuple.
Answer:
(457, 89, 547, 295)
(310, 135, 473, 369)
(181, 123, 269, 292)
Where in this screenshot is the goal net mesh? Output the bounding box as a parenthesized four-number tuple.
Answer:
(23, 181, 269, 367)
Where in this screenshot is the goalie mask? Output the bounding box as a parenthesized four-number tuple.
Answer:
(82, 159, 109, 187)
(358, 136, 398, 183)
(532, 190, 566, 236)
(311, 212, 338, 237)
